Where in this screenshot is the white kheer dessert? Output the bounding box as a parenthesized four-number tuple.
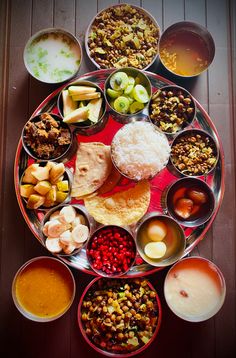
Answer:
(164, 257, 226, 322)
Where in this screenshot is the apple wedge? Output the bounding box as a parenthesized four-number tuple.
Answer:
(71, 92, 101, 101)
(62, 90, 77, 117)
(63, 106, 89, 124)
(87, 98, 103, 123)
(68, 85, 96, 96)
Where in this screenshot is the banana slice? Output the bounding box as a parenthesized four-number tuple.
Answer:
(59, 205, 76, 224)
(72, 224, 89, 244)
(49, 210, 61, 221)
(71, 214, 86, 229)
(42, 221, 50, 236)
(45, 237, 62, 253)
(63, 243, 77, 255)
(47, 219, 67, 238)
(144, 241, 167, 259)
(59, 230, 72, 245)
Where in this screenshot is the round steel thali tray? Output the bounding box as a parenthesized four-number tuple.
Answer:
(14, 69, 225, 277)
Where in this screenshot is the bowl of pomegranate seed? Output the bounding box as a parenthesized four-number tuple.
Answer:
(86, 225, 137, 277)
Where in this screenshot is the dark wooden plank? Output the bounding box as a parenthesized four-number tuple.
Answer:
(206, 0, 236, 356)
(163, 0, 184, 28)
(54, 0, 76, 33)
(75, 0, 97, 75)
(0, 0, 33, 356)
(184, 0, 208, 109)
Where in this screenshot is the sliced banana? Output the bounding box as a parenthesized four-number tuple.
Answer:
(63, 243, 77, 255)
(49, 210, 61, 221)
(71, 214, 86, 229)
(47, 219, 67, 238)
(72, 224, 89, 244)
(59, 205, 76, 224)
(42, 221, 50, 236)
(59, 230, 72, 245)
(45, 237, 62, 253)
(144, 241, 167, 259)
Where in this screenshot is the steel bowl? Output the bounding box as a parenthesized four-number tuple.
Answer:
(149, 85, 196, 135)
(24, 28, 82, 84)
(57, 80, 107, 135)
(159, 21, 215, 77)
(85, 3, 161, 71)
(86, 225, 137, 277)
(42, 203, 95, 257)
(164, 256, 226, 322)
(170, 128, 219, 177)
(12, 256, 76, 322)
(78, 276, 162, 357)
(136, 212, 186, 267)
(165, 177, 216, 227)
(22, 113, 75, 162)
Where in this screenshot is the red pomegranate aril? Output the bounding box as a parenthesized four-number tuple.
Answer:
(87, 226, 136, 276)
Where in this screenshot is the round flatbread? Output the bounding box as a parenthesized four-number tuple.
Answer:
(84, 180, 151, 225)
(72, 142, 112, 198)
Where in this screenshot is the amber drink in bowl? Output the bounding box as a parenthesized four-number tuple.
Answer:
(12, 256, 75, 322)
(159, 21, 215, 77)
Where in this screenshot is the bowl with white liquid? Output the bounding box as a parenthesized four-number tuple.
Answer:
(24, 28, 82, 84)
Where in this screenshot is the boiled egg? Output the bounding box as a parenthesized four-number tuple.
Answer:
(146, 220, 167, 241)
(144, 241, 167, 259)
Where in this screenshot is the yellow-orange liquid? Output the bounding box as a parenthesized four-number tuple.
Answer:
(160, 31, 210, 76)
(15, 258, 74, 318)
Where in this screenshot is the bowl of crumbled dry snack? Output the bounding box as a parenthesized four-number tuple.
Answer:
(149, 85, 196, 134)
(85, 3, 160, 70)
(78, 277, 162, 356)
(22, 113, 72, 161)
(170, 129, 219, 177)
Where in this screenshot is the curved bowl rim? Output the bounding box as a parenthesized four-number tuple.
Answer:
(170, 127, 220, 177)
(165, 176, 216, 227)
(86, 224, 137, 277)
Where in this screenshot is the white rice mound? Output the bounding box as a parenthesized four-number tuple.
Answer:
(112, 121, 170, 180)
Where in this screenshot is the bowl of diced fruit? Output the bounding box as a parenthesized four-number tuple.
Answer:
(57, 80, 107, 135)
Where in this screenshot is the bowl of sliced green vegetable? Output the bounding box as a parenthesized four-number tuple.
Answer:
(104, 67, 152, 123)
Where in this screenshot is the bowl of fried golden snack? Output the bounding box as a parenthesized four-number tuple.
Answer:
(20, 161, 70, 210)
(78, 277, 162, 356)
(22, 112, 72, 161)
(85, 4, 160, 70)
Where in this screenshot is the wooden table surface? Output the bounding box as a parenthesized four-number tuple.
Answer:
(0, 1, 235, 357)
